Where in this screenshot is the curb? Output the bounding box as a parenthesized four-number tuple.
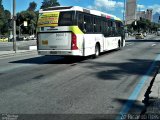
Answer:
(149, 73, 160, 98)
(139, 67, 160, 118)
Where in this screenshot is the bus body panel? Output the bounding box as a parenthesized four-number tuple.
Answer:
(103, 37, 121, 51)
(37, 26, 85, 56)
(38, 49, 83, 56)
(38, 32, 72, 50)
(83, 34, 102, 56)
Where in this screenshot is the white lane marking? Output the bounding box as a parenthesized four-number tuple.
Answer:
(151, 44, 156, 47)
(126, 43, 133, 46)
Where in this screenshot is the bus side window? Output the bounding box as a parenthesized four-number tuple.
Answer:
(116, 21, 123, 36)
(108, 20, 112, 36)
(101, 20, 105, 35)
(102, 20, 108, 37)
(112, 21, 117, 36)
(78, 13, 84, 32)
(84, 15, 92, 33)
(94, 17, 101, 33)
(59, 12, 73, 26)
(116, 21, 121, 36)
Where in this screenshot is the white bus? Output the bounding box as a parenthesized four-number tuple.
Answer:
(37, 6, 125, 57)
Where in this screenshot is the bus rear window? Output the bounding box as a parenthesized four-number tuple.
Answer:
(58, 12, 75, 26)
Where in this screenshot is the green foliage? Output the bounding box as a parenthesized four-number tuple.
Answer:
(0, 0, 61, 35)
(41, 0, 60, 9)
(0, 0, 11, 35)
(129, 18, 160, 33)
(16, 10, 38, 35)
(27, 1, 37, 11)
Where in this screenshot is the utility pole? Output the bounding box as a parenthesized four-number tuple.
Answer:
(123, 0, 126, 25)
(9, 0, 12, 43)
(123, 0, 126, 39)
(13, 0, 16, 52)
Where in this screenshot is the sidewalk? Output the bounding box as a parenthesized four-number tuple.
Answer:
(0, 50, 37, 57)
(125, 34, 155, 41)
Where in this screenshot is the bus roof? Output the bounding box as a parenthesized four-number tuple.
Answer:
(39, 6, 122, 22)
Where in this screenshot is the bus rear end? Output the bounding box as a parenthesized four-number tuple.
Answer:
(37, 8, 83, 56)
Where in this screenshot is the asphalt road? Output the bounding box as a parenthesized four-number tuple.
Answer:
(0, 35, 160, 120)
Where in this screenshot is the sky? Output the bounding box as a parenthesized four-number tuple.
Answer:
(2, 0, 160, 19)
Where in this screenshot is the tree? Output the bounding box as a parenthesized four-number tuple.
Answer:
(0, 0, 11, 35)
(40, 0, 60, 9)
(130, 18, 160, 33)
(16, 10, 37, 35)
(27, 1, 37, 11)
(0, 0, 4, 33)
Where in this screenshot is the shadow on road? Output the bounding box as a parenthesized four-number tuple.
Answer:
(10, 55, 87, 64)
(83, 59, 160, 80)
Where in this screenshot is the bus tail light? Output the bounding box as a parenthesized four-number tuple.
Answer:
(71, 33, 78, 50)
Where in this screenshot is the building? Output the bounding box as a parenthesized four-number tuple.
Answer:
(146, 9, 153, 22)
(136, 11, 146, 20)
(125, 0, 137, 25)
(136, 9, 153, 22)
(125, 0, 153, 24)
(153, 12, 160, 23)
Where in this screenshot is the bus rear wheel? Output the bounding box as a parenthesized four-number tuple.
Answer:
(118, 40, 121, 50)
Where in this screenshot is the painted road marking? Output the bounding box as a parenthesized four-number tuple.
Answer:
(126, 43, 133, 46)
(151, 44, 156, 47)
(116, 54, 160, 120)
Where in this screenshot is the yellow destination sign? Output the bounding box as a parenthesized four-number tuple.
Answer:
(38, 12, 60, 27)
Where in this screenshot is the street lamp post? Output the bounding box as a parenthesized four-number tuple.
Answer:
(13, 0, 16, 52)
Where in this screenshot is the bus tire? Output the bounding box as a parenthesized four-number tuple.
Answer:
(93, 43, 100, 58)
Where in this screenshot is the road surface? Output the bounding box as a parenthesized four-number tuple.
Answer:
(0, 35, 160, 119)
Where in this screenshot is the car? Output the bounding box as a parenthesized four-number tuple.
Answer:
(143, 32, 147, 37)
(135, 33, 144, 39)
(157, 28, 160, 36)
(0, 36, 8, 42)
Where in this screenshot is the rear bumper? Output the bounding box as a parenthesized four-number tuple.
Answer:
(38, 50, 83, 56)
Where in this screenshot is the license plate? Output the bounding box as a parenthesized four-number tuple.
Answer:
(42, 40, 48, 45)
